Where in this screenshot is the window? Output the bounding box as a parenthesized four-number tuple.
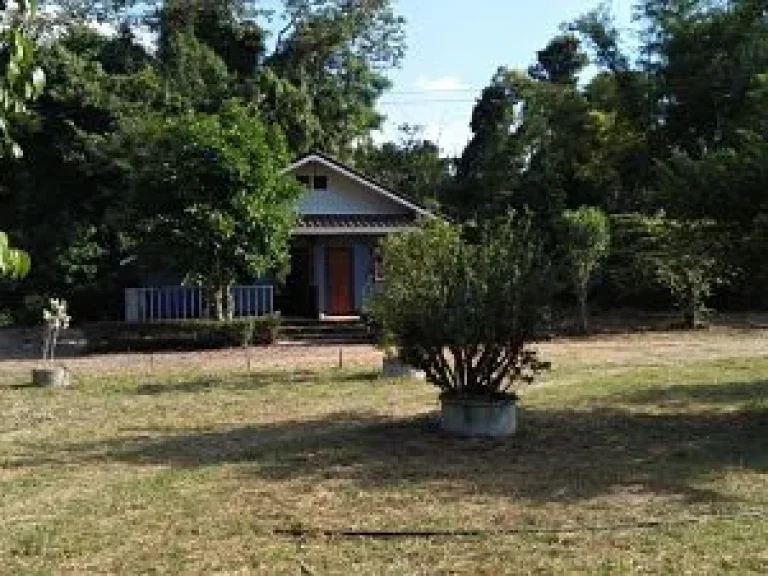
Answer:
(313, 175, 328, 190)
(297, 175, 310, 188)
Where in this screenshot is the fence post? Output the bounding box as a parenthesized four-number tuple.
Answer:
(125, 289, 140, 322)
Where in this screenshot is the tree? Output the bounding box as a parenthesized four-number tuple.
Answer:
(368, 213, 552, 400)
(1, 0, 44, 156)
(0, 26, 154, 309)
(119, 102, 301, 320)
(528, 34, 588, 85)
(616, 215, 731, 328)
(1, 0, 43, 278)
(560, 207, 611, 333)
(353, 124, 452, 208)
(647, 218, 732, 328)
(42, 0, 407, 156)
(452, 36, 600, 224)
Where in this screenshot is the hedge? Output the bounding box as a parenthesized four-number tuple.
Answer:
(82, 316, 281, 353)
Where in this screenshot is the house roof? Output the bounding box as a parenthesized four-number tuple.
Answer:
(295, 213, 418, 236)
(284, 151, 434, 218)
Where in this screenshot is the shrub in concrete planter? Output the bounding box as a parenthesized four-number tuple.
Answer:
(33, 298, 72, 387)
(366, 214, 552, 437)
(440, 395, 517, 438)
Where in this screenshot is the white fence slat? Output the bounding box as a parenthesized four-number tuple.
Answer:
(127, 285, 273, 323)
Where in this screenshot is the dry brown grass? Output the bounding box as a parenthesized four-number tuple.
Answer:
(1, 328, 767, 574)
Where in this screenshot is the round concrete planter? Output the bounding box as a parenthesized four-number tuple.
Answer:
(381, 357, 426, 380)
(32, 366, 71, 388)
(440, 396, 518, 438)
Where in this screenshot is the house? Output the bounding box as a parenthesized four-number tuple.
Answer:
(124, 151, 433, 322)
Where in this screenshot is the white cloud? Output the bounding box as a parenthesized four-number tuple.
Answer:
(375, 116, 471, 157)
(415, 75, 468, 92)
(421, 118, 471, 156)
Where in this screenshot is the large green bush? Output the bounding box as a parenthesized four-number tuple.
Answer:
(367, 214, 552, 401)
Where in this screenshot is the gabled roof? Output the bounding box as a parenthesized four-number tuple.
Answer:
(296, 214, 417, 235)
(284, 151, 434, 218)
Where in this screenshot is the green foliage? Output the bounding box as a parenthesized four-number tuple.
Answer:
(160, 31, 233, 112)
(608, 214, 732, 327)
(0, 231, 31, 278)
(560, 207, 610, 333)
(647, 219, 733, 328)
(1, 0, 45, 157)
(353, 124, 451, 208)
(528, 34, 588, 85)
(1, 0, 40, 279)
(367, 214, 552, 401)
(83, 316, 280, 353)
(656, 130, 768, 222)
(117, 102, 301, 320)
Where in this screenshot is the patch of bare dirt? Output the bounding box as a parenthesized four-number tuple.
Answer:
(538, 327, 768, 368)
(1, 325, 766, 380)
(0, 342, 383, 378)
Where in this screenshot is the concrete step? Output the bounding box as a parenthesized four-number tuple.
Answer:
(278, 319, 374, 344)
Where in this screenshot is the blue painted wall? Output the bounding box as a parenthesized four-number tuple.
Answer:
(313, 243, 326, 313)
(353, 244, 372, 311)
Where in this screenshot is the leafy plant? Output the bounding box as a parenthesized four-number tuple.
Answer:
(610, 215, 732, 328)
(1, 0, 45, 157)
(560, 206, 610, 333)
(1, 0, 41, 279)
(647, 219, 733, 328)
(368, 214, 552, 402)
(42, 298, 70, 362)
(119, 102, 301, 320)
(0, 231, 30, 278)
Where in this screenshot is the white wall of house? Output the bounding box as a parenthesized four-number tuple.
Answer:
(294, 162, 410, 216)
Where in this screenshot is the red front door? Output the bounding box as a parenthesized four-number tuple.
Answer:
(327, 247, 353, 315)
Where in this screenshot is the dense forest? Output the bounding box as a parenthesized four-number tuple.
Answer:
(2, 0, 768, 324)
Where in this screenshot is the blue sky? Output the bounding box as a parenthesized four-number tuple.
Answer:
(378, 0, 635, 154)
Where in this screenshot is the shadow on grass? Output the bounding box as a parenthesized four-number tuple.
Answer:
(59, 399, 768, 504)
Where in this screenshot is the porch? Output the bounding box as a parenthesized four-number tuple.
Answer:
(123, 236, 382, 323)
(278, 234, 381, 319)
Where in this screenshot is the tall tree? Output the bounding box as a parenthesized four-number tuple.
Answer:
(116, 102, 301, 320)
(452, 36, 598, 222)
(1, 0, 43, 278)
(353, 125, 451, 208)
(42, 0, 407, 156)
(1, 0, 44, 156)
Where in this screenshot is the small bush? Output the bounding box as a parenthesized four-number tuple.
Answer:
(82, 316, 280, 353)
(367, 213, 552, 402)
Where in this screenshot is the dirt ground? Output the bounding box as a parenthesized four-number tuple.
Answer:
(1, 325, 766, 379)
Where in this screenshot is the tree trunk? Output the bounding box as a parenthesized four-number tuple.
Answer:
(212, 285, 225, 321)
(683, 285, 699, 329)
(226, 285, 234, 321)
(578, 288, 589, 335)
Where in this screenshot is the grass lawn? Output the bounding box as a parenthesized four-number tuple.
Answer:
(1, 331, 767, 574)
